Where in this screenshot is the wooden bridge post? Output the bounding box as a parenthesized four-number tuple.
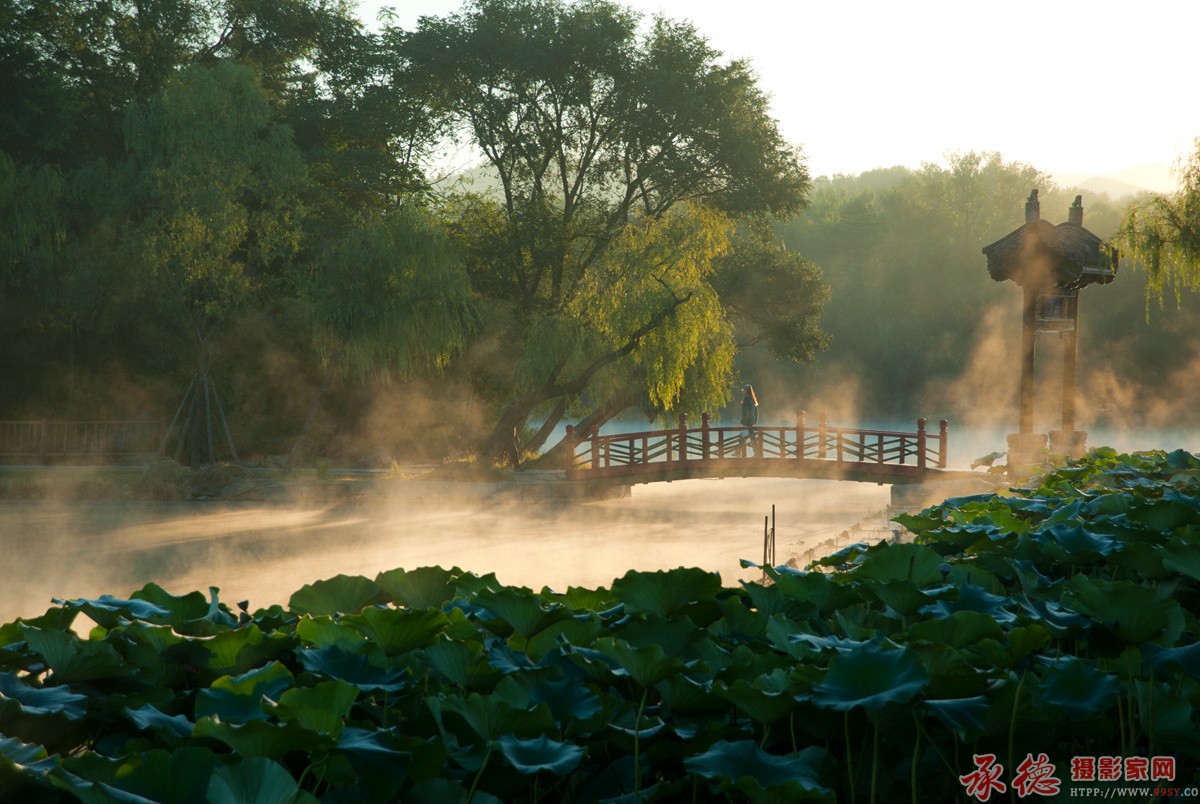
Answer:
(590, 429, 600, 472)
(565, 425, 576, 477)
(796, 410, 805, 459)
(818, 412, 828, 459)
(701, 413, 710, 460)
(677, 414, 688, 463)
(917, 418, 927, 470)
(938, 420, 949, 469)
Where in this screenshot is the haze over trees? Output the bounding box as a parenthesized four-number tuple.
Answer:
(1, 0, 1198, 466)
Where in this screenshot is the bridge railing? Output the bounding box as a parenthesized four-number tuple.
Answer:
(0, 420, 164, 464)
(565, 412, 948, 479)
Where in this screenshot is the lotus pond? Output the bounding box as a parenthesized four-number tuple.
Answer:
(1, 448, 1199, 802)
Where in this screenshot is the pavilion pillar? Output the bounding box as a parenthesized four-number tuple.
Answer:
(1049, 301, 1087, 459)
(1018, 285, 1037, 435)
(1061, 326, 1077, 432)
(1007, 284, 1048, 467)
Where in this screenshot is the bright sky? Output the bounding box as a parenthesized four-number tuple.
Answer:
(361, 0, 1199, 188)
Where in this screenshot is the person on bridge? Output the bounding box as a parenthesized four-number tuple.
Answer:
(740, 385, 759, 428)
(740, 385, 759, 456)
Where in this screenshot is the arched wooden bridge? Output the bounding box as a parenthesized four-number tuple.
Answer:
(565, 412, 971, 485)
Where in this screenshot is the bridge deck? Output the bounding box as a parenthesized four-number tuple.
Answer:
(566, 414, 967, 485)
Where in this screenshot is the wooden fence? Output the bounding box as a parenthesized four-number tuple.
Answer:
(0, 421, 164, 464)
(566, 412, 948, 480)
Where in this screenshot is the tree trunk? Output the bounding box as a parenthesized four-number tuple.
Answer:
(479, 293, 693, 460)
(528, 390, 642, 467)
(523, 397, 569, 455)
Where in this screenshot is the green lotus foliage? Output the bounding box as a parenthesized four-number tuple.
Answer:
(1, 448, 1199, 801)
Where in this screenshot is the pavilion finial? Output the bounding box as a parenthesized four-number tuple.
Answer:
(1025, 188, 1040, 223)
(1068, 195, 1083, 226)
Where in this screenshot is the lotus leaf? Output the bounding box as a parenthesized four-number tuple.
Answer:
(52, 595, 171, 629)
(1035, 523, 1116, 558)
(429, 692, 555, 742)
(20, 625, 132, 683)
(0, 671, 86, 718)
(809, 642, 927, 712)
(124, 704, 193, 740)
(196, 661, 293, 722)
(524, 612, 602, 660)
(596, 638, 687, 688)
(473, 588, 570, 640)
(194, 716, 321, 759)
(1160, 533, 1200, 582)
(424, 638, 501, 692)
(270, 679, 358, 737)
(297, 646, 408, 691)
(207, 756, 312, 804)
(683, 740, 830, 798)
(57, 747, 216, 804)
(925, 696, 989, 740)
(919, 583, 1015, 624)
(906, 610, 1003, 648)
(341, 606, 447, 656)
(1144, 642, 1200, 679)
(610, 568, 722, 618)
(853, 542, 945, 585)
(1128, 492, 1200, 532)
(498, 733, 585, 775)
(714, 676, 794, 725)
(771, 571, 858, 615)
(858, 579, 929, 616)
(0, 734, 57, 780)
(295, 615, 367, 652)
(130, 583, 221, 632)
(375, 566, 460, 609)
(1016, 595, 1088, 637)
(202, 623, 295, 676)
(1061, 576, 1175, 643)
(1039, 657, 1121, 719)
(788, 633, 873, 653)
(289, 575, 384, 617)
(619, 614, 703, 657)
(606, 710, 666, 739)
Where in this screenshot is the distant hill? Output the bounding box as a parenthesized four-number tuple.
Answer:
(1050, 163, 1177, 197)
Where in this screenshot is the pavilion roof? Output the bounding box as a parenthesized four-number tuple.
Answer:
(982, 192, 1117, 289)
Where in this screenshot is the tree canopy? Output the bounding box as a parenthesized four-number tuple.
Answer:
(399, 0, 821, 456)
(1118, 137, 1200, 306)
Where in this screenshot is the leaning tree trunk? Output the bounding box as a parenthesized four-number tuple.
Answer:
(522, 397, 570, 455)
(479, 292, 694, 461)
(528, 390, 643, 467)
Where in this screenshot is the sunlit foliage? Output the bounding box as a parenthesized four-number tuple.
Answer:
(1118, 137, 1200, 307)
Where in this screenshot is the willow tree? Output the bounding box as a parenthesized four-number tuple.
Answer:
(400, 0, 814, 458)
(287, 208, 475, 468)
(1119, 138, 1200, 307)
(125, 61, 307, 464)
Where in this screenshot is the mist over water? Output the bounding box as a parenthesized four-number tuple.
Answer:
(4, 425, 1195, 625)
(1, 477, 891, 624)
